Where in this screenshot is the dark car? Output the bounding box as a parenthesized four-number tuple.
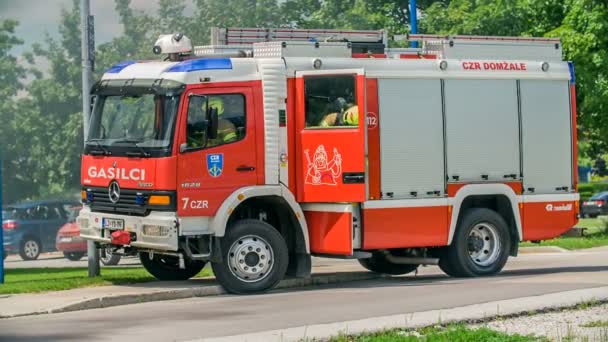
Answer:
(581, 192, 608, 218)
(2, 200, 80, 260)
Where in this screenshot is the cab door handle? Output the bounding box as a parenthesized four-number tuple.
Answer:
(236, 166, 256, 172)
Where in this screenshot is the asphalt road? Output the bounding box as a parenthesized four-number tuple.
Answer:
(1, 248, 607, 342)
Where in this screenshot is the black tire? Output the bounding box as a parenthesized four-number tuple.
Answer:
(64, 252, 85, 261)
(358, 251, 419, 275)
(439, 208, 511, 277)
(19, 237, 41, 260)
(100, 247, 122, 266)
(212, 219, 289, 294)
(139, 252, 206, 281)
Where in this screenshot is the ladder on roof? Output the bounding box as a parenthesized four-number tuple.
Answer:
(211, 27, 387, 45)
(401, 34, 563, 61)
(208, 27, 387, 54)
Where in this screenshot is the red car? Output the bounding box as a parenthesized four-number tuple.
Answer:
(56, 207, 121, 265)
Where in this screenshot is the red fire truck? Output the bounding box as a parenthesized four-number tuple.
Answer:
(79, 28, 579, 293)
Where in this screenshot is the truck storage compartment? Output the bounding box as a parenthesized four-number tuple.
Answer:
(378, 79, 445, 199)
(302, 203, 354, 255)
(520, 80, 572, 194)
(444, 79, 520, 183)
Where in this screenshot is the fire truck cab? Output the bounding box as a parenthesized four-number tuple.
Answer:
(79, 29, 579, 293)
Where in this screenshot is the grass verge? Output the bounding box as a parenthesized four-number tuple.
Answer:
(580, 320, 608, 328)
(330, 325, 544, 342)
(0, 267, 212, 294)
(521, 218, 608, 250)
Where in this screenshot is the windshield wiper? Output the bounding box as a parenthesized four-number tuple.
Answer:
(87, 139, 111, 156)
(113, 139, 151, 157)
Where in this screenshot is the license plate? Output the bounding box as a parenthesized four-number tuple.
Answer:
(59, 237, 73, 243)
(102, 218, 124, 230)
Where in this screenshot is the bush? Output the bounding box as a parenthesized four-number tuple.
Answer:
(578, 182, 608, 201)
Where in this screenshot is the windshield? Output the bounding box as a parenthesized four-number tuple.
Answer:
(87, 94, 179, 149)
(590, 192, 608, 200)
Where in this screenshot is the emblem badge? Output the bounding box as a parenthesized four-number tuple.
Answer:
(108, 181, 121, 204)
(207, 154, 224, 178)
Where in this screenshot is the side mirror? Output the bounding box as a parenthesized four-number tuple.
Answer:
(180, 142, 188, 153)
(208, 107, 219, 140)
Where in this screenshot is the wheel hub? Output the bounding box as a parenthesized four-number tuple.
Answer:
(24, 241, 39, 258)
(228, 235, 273, 283)
(467, 223, 501, 267)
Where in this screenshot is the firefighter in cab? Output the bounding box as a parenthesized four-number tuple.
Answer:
(318, 97, 359, 127)
(207, 97, 238, 146)
(186, 96, 239, 148)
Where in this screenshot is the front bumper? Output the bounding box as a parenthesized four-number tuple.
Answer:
(77, 206, 179, 251)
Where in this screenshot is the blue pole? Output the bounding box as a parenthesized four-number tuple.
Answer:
(410, 0, 418, 48)
(0, 157, 4, 284)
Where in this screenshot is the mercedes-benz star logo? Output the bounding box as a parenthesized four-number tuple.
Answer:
(108, 181, 121, 204)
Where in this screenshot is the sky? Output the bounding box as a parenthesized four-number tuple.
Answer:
(0, 0, 195, 54)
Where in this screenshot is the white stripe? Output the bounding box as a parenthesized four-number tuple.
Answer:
(301, 203, 353, 213)
(363, 198, 448, 209)
(519, 193, 579, 203)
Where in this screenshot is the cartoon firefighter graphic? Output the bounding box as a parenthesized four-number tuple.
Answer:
(304, 145, 343, 185)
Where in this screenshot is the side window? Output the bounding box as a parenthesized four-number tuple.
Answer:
(186, 94, 246, 149)
(304, 75, 358, 128)
(33, 205, 49, 220)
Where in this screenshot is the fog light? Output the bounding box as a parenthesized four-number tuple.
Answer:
(149, 195, 170, 205)
(135, 193, 146, 205)
(143, 225, 169, 237)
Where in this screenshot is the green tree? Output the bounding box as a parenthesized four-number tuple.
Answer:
(0, 19, 28, 202)
(549, 0, 608, 155)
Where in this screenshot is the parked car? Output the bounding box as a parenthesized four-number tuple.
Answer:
(2, 200, 80, 260)
(581, 191, 608, 218)
(55, 207, 121, 265)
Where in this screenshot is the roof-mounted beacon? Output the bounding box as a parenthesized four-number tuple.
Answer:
(153, 33, 193, 61)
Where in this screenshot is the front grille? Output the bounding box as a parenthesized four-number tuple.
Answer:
(85, 187, 176, 216)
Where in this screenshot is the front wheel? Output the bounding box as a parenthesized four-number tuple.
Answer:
(439, 208, 511, 277)
(64, 252, 85, 261)
(140, 252, 206, 281)
(212, 219, 288, 294)
(100, 247, 121, 266)
(19, 238, 41, 260)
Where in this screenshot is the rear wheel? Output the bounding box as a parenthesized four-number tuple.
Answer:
(212, 219, 288, 294)
(439, 208, 510, 277)
(100, 247, 121, 266)
(64, 252, 85, 261)
(358, 251, 419, 275)
(19, 238, 41, 260)
(140, 252, 206, 281)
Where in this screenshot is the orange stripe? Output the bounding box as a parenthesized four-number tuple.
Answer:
(570, 84, 578, 189)
(366, 78, 381, 200)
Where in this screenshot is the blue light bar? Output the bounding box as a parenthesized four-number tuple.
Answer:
(568, 61, 576, 84)
(86, 190, 94, 202)
(106, 60, 136, 74)
(166, 58, 232, 73)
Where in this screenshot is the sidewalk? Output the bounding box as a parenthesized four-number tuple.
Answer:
(0, 258, 378, 318)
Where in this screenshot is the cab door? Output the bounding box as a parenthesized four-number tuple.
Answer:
(176, 86, 258, 218)
(295, 70, 366, 203)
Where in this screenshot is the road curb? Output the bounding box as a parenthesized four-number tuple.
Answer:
(518, 246, 568, 254)
(0, 271, 384, 319)
(201, 286, 608, 342)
